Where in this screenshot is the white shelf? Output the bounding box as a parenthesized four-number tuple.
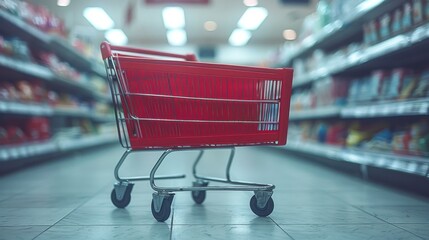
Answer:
(0, 101, 53, 115)
(57, 133, 117, 151)
(292, 22, 429, 88)
(0, 133, 117, 162)
(283, 0, 402, 66)
(0, 54, 53, 80)
(285, 141, 429, 177)
(0, 140, 57, 161)
(288, 98, 429, 121)
(342, 99, 429, 118)
(289, 106, 341, 120)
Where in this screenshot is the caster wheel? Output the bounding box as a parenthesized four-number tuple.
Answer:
(250, 195, 274, 217)
(151, 195, 174, 222)
(191, 190, 206, 204)
(111, 184, 133, 208)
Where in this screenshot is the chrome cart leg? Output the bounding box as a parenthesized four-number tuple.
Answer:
(111, 149, 185, 209)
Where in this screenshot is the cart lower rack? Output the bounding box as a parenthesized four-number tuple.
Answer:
(101, 42, 293, 222)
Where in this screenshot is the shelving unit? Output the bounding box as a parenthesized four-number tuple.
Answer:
(285, 141, 429, 177)
(283, 0, 429, 180)
(0, 9, 116, 172)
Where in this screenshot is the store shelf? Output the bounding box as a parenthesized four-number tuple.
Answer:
(0, 140, 57, 162)
(342, 99, 429, 118)
(293, 22, 429, 88)
(0, 9, 104, 77)
(0, 133, 117, 162)
(56, 133, 117, 151)
(0, 101, 53, 116)
(289, 99, 429, 121)
(0, 10, 50, 48)
(289, 106, 341, 120)
(283, 0, 407, 66)
(50, 37, 106, 78)
(0, 54, 53, 80)
(285, 141, 429, 177)
(0, 101, 114, 122)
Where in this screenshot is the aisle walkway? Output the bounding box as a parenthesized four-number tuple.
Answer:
(0, 145, 428, 240)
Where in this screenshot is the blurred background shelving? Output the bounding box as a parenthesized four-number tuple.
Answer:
(272, 0, 429, 184)
(0, 5, 115, 174)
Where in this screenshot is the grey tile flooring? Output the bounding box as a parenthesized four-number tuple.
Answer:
(0, 226, 49, 240)
(397, 224, 429, 239)
(279, 224, 423, 240)
(0, 145, 428, 240)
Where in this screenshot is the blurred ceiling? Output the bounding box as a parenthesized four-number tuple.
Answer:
(27, 0, 317, 47)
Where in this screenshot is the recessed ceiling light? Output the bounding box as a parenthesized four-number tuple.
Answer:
(83, 7, 114, 30)
(57, 0, 70, 7)
(237, 7, 267, 30)
(243, 0, 258, 7)
(229, 29, 252, 46)
(167, 29, 187, 46)
(162, 7, 185, 29)
(283, 29, 296, 41)
(105, 29, 128, 46)
(204, 21, 217, 31)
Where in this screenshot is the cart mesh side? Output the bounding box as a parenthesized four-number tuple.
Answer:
(107, 55, 293, 149)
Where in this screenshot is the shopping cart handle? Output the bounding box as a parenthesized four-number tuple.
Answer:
(100, 41, 197, 61)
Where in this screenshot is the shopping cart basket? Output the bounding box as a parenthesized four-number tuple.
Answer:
(100, 41, 293, 222)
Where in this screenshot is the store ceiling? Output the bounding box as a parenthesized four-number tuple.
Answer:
(27, 0, 317, 47)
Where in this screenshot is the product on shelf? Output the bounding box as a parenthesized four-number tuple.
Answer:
(0, 0, 19, 15)
(26, 117, 50, 140)
(0, 35, 32, 62)
(413, 0, 424, 24)
(413, 69, 429, 97)
(326, 122, 347, 146)
(362, 128, 393, 152)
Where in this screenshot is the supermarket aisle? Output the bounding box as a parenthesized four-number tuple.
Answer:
(0, 145, 428, 240)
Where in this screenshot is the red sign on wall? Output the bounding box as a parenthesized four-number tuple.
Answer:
(145, 0, 209, 4)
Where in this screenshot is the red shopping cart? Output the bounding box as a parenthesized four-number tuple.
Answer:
(100, 41, 293, 222)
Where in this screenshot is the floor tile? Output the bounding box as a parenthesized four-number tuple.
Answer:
(0, 226, 49, 240)
(270, 205, 383, 224)
(328, 190, 429, 206)
(171, 224, 292, 240)
(34, 225, 171, 240)
(280, 224, 423, 240)
(172, 205, 274, 225)
(0, 208, 73, 226)
(396, 224, 429, 239)
(358, 206, 429, 224)
(0, 194, 89, 209)
(55, 206, 166, 226)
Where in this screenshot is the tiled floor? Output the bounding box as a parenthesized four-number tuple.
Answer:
(0, 145, 428, 240)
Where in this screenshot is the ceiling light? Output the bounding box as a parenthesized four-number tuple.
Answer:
(243, 0, 258, 7)
(283, 29, 296, 40)
(167, 29, 187, 46)
(237, 7, 267, 30)
(83, 7, 114, 30)
(228, 29, 252, 46)
(163, 7, 185, 29)
(57, 0, 70, 7)
(105, 29, 128, 46)
(204, 21, 217, 31)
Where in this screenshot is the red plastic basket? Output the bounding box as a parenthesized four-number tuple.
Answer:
(102, 43, 293, 149)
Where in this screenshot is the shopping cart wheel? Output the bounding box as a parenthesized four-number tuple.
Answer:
(111, 183, 133, 208)
(250, 195, 274, 217)
(191, 180, 209, 204)
(151, 193, 174, 222)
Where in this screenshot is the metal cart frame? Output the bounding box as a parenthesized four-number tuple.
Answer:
(100, 42, 293, 222)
